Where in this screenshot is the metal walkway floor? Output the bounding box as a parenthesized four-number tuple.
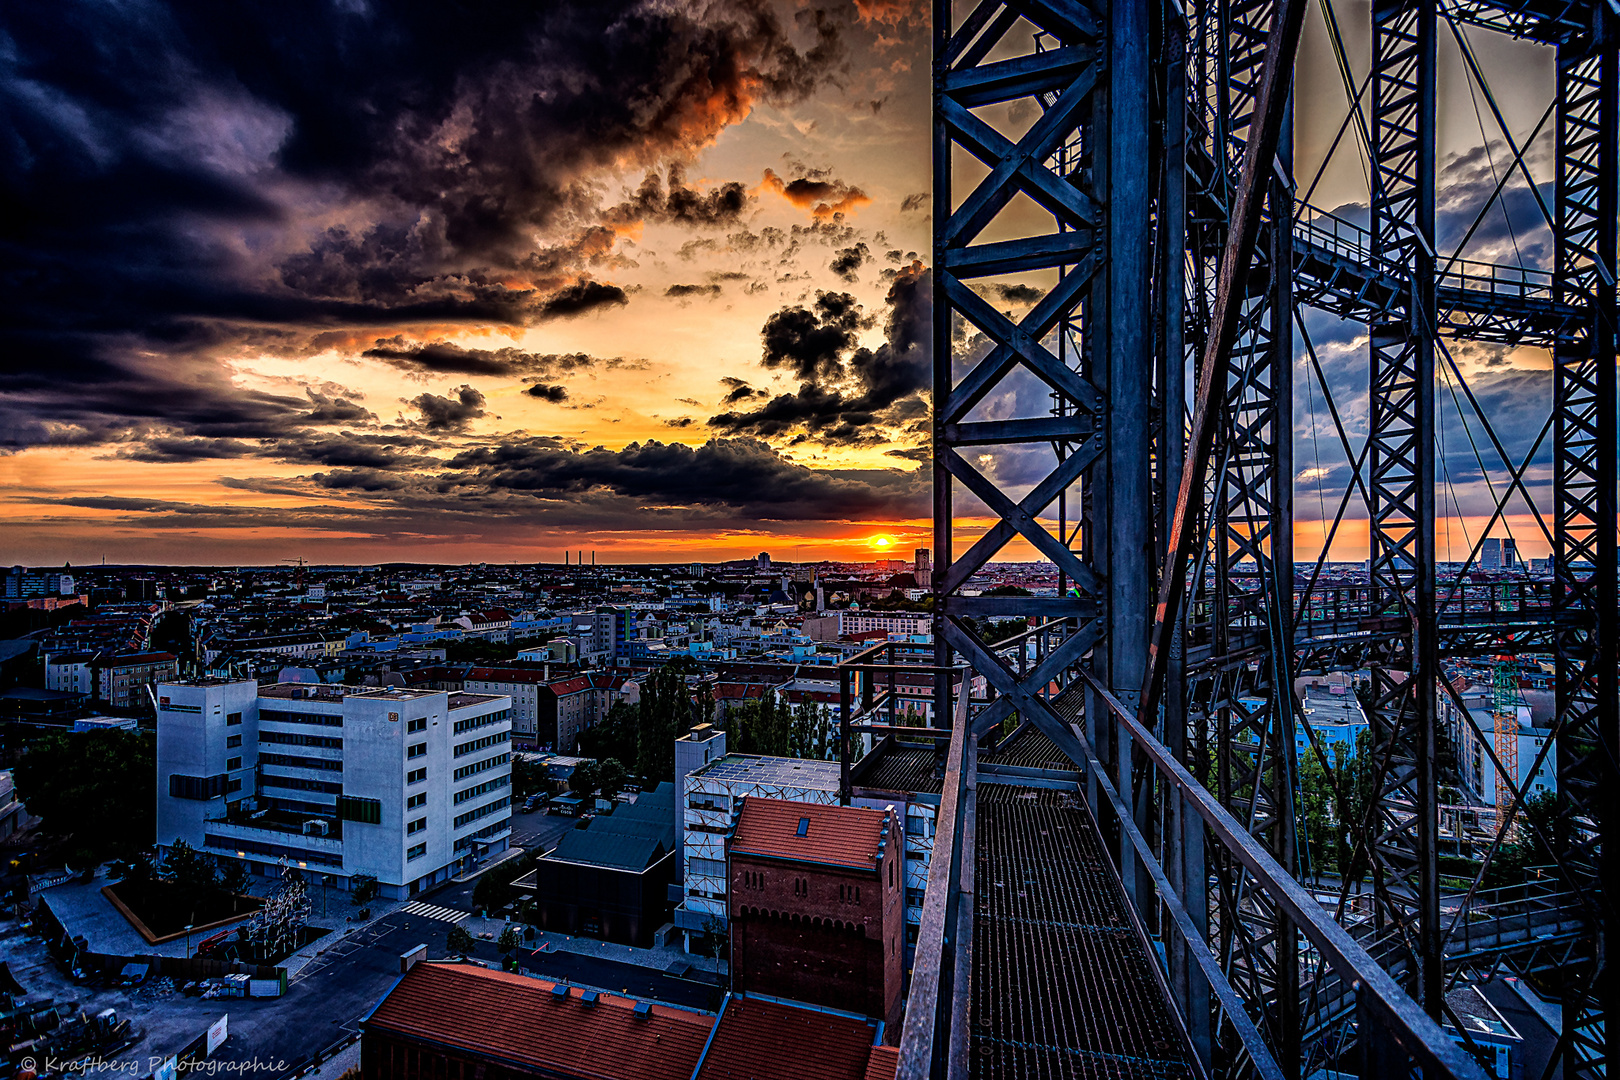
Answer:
(971, 782, 1197, 1080)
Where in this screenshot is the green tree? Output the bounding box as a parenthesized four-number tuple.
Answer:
(218, 859, 251, 912)
(511, 755, 547, 798)
(473, 866, 515, 913)
(497, 924, 524, 954)
(14, 729, 155, 863)
(568, 761, 599, 800)
(597, 758, 627, 803)
(446, 925, 476, 955)
(578, 701, 638, 763)
(790, 702, 831, 760)
(636, 662, 698, 783)
(164, 839, 220, 916)
(349, 874, 380, 907)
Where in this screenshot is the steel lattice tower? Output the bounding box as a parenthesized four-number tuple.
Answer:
(911, 0, 1620, 1073)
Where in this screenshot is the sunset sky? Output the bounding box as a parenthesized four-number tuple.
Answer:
(1, 0, 1562, 565)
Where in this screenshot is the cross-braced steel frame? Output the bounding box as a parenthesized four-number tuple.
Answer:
(923, 0, 1619, 1073)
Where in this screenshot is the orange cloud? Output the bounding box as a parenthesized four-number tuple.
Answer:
(758, 168, 871, 220)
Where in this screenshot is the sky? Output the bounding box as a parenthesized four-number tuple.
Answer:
(0, 0, 1566, 566)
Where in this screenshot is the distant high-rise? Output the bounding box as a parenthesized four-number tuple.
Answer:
(914, 548, 932, 577)
(1503, 537, 1517, 568)
(1481, 538, 1502, 569)
(757, 552, 770, 572)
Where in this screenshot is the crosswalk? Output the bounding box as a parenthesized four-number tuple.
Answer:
(400, 900, 470, 924)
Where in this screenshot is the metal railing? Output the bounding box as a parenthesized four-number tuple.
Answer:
(1073, 671, 1488, 1079)
(895, 683, 974, 1080)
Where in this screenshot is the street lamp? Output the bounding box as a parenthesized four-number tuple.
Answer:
(184, 923, 194, 959)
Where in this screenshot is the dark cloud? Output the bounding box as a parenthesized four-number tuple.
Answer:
(831, 243, 870, 282)
(710, 262, 932, 445)
(526, 384, 570, 403)
(443, 437, 926, 520)
(665, 417, 696, 428)
(603, 166, 751, 228)
(362, 340, 603, 378)
(0, 0, 852, 452)
(666, 284, 724, 299)
(411, 385, 486, 431)
(981, 282, 1044, 306)
(720, 377, 764, 404)
(900, 192, 928, 212)
(535, 280, 630, 319)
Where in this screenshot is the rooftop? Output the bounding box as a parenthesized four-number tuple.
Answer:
(690, 753, 841, 791)
(363, 962, 712, 1080)
(731, 798, 891, 872)
(698, 996, 891, 1080)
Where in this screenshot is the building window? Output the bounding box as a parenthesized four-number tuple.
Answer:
(407, 817, 426, 835)
(407, 792, 427, 810)
(168, 774, 226, 801)
(407, 768, 427, 784)
(407, 718, 427, 733)
(406, 843, 427, 861)
(338, 796, 382, 825)
(407, 743, 427, 759)
(689, 857, 726, 878)
(226, 734, 242, 749)
(226, 757, 242, 771)
(226, 712, 243, 726)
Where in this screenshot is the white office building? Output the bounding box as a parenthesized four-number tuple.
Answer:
(155, 679, 513, 899)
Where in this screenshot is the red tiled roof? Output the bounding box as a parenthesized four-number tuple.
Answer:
(697, 997, 883, 1080)
(864, 1046, 900, 1080)
(715, 683, 768, 700)
(731, 798, 889, 872)
(467, 667, 552, 683)
(364, 962, 712, 1080)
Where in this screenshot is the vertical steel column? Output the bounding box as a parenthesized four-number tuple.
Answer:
(1367, 0, 1441, 1018)
(931, 0, 953, 731)
(1107, 0, 1156, 910)
(1553, 8, 1618, 1075)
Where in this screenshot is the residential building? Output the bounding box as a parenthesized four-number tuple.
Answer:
(0, 771, 28, 841)
(1481, 538, 1502, 569)
(155, 678, 513, 898)
(44, 651, 96, 697)
(728, 798, 904, 1033)
(464, 665, 551, 747)
(801, 611, 931, 642)
(1292, 682, 1369, 763)
(537, 671, 627, 752)
(1439, 681, 1558, 808)
(98, 652, 179, 709)
(590, 606, 632, 666)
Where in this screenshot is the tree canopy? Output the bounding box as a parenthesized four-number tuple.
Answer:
(14, 728, 155, 864)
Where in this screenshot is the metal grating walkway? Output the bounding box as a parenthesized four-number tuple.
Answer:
(971, 785, 1197, 1080)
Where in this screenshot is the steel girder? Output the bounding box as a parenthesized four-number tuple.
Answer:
(1553, 7, 1619, 1076)
(932, 0, 1116, 787)
(1364, 0, 1445, 1020)
(1180, 0, 1304, 1064)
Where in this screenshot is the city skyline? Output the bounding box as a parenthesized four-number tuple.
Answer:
(2, 1, 1562, 565)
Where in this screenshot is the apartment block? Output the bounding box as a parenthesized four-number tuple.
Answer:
(156, 679, 513, 898)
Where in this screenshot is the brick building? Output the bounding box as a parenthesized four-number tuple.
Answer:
(727, 798, 904, 1034)
(360, 960, 897, 1080)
